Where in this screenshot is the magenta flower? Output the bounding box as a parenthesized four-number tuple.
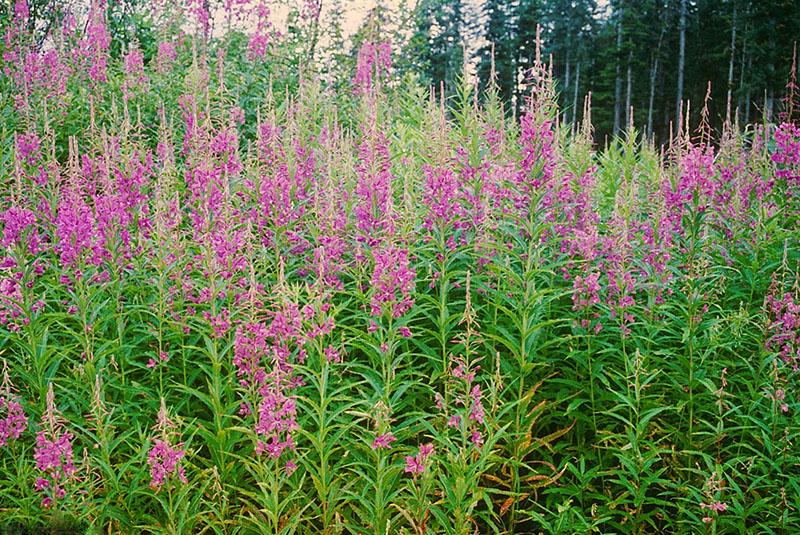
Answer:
(0, 397, 26, 446)
(1, 206, 40, 253)
(324, 345, 342, 364)
(254, 383, 298, 459)
(247, 1, 275, 60)
(447, 414, 461, 428)
(33, 385, 75, 508)
(156, 40, 179, 73)
(147, 400, 187, 492)
(470, 429, 484, 448)
(0, 369, 27, 448)
(285, 459, 298, 476)
(148, 438, 187, 491)
(354, 126, 395, 245)
(353, 40, 392, 95)
(371, 433, 397, 450)
(422, 164, 466, 239)
(121, 44, 147, 102)
(404, 443, 434, 475)
(772, 123, 800, 184)
(438, 355, 486, 449)
(404, 455, 424, 474)
(233, 322, 269, 387)
(370, 246, 415, 318)
(80, 0, 112, 85)
(469, 385, 485, 425)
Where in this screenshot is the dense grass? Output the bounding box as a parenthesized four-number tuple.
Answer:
(1, 6, 799, 534)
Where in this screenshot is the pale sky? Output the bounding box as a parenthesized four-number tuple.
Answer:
(209, 1, 411, 38)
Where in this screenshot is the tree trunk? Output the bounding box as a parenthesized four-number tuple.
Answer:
(614, 16, 623, 135)
(766, 88, 774, 123)
(648, 9, 667, 140)
(744, 53, 752, 124)
(625, 50, 633, 131)
(727, 1, 737, 123)
(573, 60, 581, 131)
(676, 0, 687, 129)
(564, 57, 572, 125)
(738, 28, 747, 123)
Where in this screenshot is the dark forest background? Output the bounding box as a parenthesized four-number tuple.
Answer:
(407, 0, 800, 143)
(3, 0, 799, 144)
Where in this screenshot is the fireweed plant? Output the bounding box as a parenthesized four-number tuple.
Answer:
(1, 3, 799, 534)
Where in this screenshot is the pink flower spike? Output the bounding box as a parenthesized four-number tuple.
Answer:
(371, 433, 397, 450)
(404, 455, 424, 474)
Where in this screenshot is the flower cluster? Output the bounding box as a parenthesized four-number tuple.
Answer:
(354, 125, 395, 246)
(405, 443, 434, 475)
(247, 1, 277, 60)
(698, 471, 728, 525)
(353, 40, 392, 95)
(371, 433, 397, 450)
(122, 43, 147, 103)
(0, 366, 27, 447)
(147, 400, 187, 492)
(79, 0, 112, 85)
(772, 122, 800, 185)
(232, 291, 305, 472)
(0, 395, 26, 447)
(766, 290, 800, 371)
(422, 164, 466, 242)
(370, 246, 415, 319)
(33, 385, 76, 508)
(436, 355, 487, 449)
(148, 439, 187, 491)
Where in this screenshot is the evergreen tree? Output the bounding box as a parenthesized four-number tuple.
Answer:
(407, 0, 800, 142)
(410, 0, 467, 98)
(476, 0, 518, 107)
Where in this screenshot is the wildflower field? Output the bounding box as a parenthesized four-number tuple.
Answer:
(1, 1, 799, 533)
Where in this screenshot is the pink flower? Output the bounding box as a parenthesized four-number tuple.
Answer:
(148, 439, 187, 491)
(470, 429, 483, 448)
(324, 345, 342, 364)
(405, 443, 434, 475)
(700, 501, 728, 513)
(156, 40, 178, 72)
(422, 165, 465, 237)
(354, 127, 395, 244)
(33, 385, 75, 507)
(370, 246, 415, 318)
(0, 396, 27, 446)
(353, 40, 392, 95)
(147, 400, 187, 492)
(285, 459, 297, 476)
(773, 123, 800, 184)
(469, 385, 485, 425)
(371, 433, 397, 450)
(404, 455, 424, 474)
(122, 44, 147, 101)
(254, 382, 298, 460)
(80, 1, 112, 85)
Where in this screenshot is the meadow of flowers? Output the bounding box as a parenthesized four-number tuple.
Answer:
(1, 2, 799, 533)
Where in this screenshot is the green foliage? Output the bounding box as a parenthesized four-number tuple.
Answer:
(1, 6, 800, 534)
